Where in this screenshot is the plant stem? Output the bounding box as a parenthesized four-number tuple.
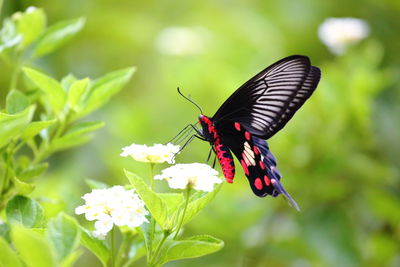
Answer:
(149, 163, 155, 190)
(115, 232, 133, 267)
(111, 227, 116, 267)
(149, 231, 169, 266)
(148, 163, 156, 261)
(173, 187, 191, 239)
(9, 53, 22, 91)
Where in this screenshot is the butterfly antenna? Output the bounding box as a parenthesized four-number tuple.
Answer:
(177, 87, 204, 114)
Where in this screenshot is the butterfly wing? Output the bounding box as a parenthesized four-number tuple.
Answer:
(217, 121, 299, 210)
(212, 55, 321, 139)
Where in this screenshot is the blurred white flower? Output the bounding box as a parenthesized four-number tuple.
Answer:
(318, 17, 369, 55)
(121, 143, 180, 164)
(155, 163, 222, 192)
(155, 26, 209, 56)
(75, 185, 148, 239)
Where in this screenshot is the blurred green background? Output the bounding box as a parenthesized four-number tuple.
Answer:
(2, 0, 400, 266)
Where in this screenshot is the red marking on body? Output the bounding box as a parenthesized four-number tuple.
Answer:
(254, 146, 260, 155)
(199, 115, 235, 183)
(245, 131, 251, 141)
(240, 160, 249, 176)
(254, 178, 263, 190)
(264, 175, 271, 186)
(259, 160, 265, 170)
(234, 122, 241, 131)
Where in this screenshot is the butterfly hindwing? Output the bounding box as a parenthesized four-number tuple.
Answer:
(217, 121, 299, 209)
(217, 121, 274, 196)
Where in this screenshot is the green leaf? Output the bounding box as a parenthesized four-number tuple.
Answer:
(139, 223, 151, 260)
(15, 7, 46, 48)
(6, 195, 44, 228)
(21, 119, 55, 140)
(85, 178, 108, 189)
(78, 67, 136, 118)
(125, 170, 169, 229)
(67, 78, 90, 112)
(123, 241, 146, 267)
(159, 193, 184, 214)
(23, 67, 66, 114)
(33, 17, 85, 58)
(60, 250, 83, 267)
(80, 227, 109, 267)
(11, 176, 35, 195)
(159, 193, 184, 228)
(159, 235, 224, 265)
(61, 74, 78, 90)
(6, 90, 29, 114)
(11, 225, 55, 267)
(18, 162, 48, 181)
(180, 183, 223, 226)
(47, 213, 81, 263)
(0, 105, 35, 149)
(0, 237, 24, 267)
(0, 223, 11, 242)
(50, 121, 104, 152)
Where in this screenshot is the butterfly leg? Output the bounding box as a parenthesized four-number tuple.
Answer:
(205, 146, 213, 163)
(212, 153, 217, 168)
(167, 124, 194, 144)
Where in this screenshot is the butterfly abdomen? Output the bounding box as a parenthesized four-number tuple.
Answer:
(199, 115, 235, 183)
(214, 142, 235, 183)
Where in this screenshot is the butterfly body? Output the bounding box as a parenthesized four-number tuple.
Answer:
(195, 55, 321, 209)
(198, 115, 235, 183)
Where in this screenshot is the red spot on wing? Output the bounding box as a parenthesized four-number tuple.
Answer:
(234, 122, 241, 131)
(254, 178, 263, 190)
(240, 160, 249, 176)
(259, 160, 265, 170)
(253, 146, 260, 155)
(245, 131, 251, 141)
(264, 175, 271, 186)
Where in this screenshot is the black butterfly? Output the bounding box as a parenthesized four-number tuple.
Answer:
(177, 55, 320, 210)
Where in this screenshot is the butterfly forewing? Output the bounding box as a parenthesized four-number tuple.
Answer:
(212, 55, 321, 139)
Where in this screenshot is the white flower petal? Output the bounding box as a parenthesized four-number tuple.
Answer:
(155, 163, 222, 192)
(75, 185, 149, 235)
(120, 143, 180, 164)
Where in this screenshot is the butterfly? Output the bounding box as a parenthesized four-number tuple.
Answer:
(176, 55, 320, 210)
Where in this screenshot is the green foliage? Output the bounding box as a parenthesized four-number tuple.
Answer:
(0, 6, 134, 210)
(6, 195, 43, 227)
(23, 67, 66, 115)
(32, 17, 85, 58)
(126, 170, 170, 229)
(1, 1, 400, 267)
(126, 170, 224, 266)
(47, 213, 81, 263)
(0, 6, 138, 267)
(80, 228, 110, 266)
(158, 235, 224, 265)
(11, 226, 55, 267)
(0, 236, 24, 267)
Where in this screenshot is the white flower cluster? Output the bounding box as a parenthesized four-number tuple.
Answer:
(155, 163, 222, 192)
(318, 17, 369, 55)
(75, 186, 148, 239)
(121, 143, 180, 164)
